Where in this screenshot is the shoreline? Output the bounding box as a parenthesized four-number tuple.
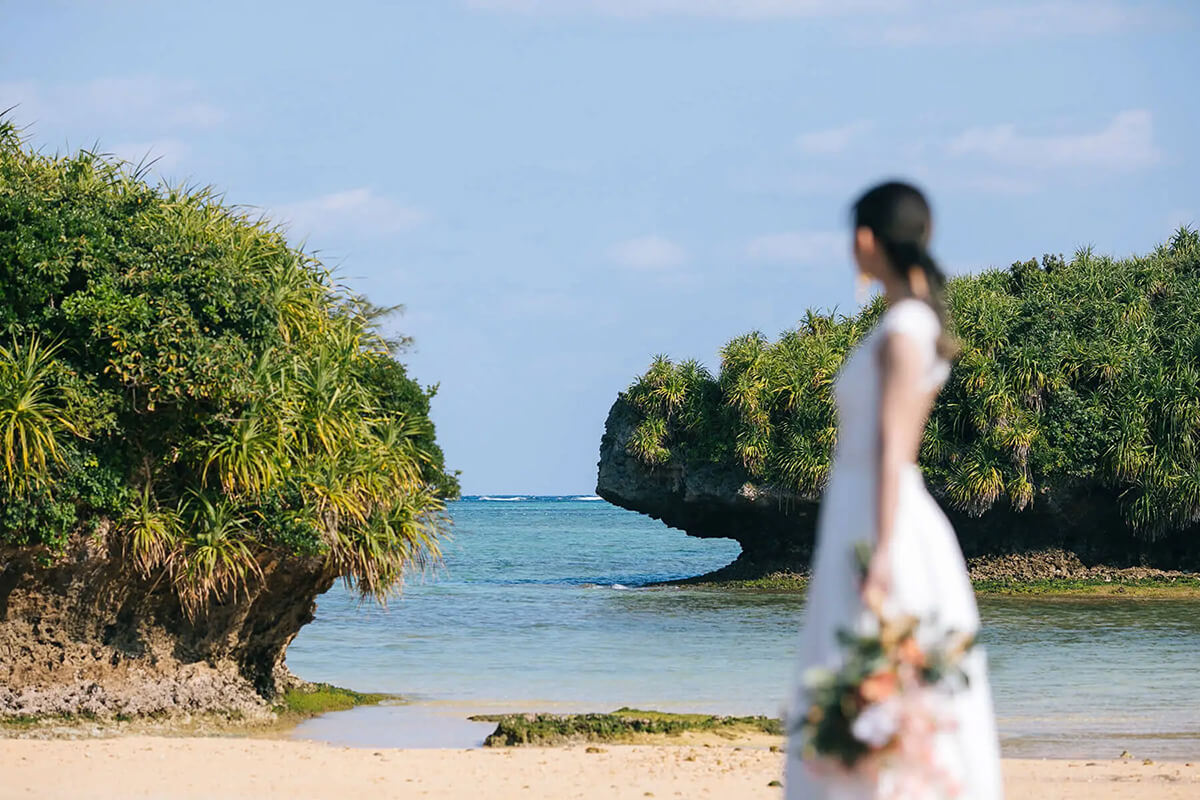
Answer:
(1, 736, 1197, 799)
(668, 573, 1200, 597)
(10, 700, 1198, 762)
(0, 682, 397, 740)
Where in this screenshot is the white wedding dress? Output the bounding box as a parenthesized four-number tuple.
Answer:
(785, 299, 1004, 800)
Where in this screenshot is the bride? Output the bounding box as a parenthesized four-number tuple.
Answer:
(785, 182, 1004, 799)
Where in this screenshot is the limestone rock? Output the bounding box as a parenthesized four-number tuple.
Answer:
(0, 526, 335, 719)
(595, 397, 1198, 581)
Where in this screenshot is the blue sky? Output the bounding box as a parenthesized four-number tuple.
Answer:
(4, 1, 1197, 493)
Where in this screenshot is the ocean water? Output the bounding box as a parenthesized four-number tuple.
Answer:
(287, 498, 1200, 758)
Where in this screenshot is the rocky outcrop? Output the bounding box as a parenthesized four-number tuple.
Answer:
(595, 398, 819, 581)
(0, 524, 336, 720)
(596, 398, 1200, 581)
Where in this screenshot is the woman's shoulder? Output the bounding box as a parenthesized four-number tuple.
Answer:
(877, 299, 951, 386)
(881, 298, 940, 341)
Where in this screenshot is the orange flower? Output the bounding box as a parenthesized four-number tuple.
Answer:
(859, 670, 899, 703)
(897, 637, 927, 668)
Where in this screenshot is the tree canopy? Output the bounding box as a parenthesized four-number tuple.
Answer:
(623, 229, 1200, 543)
(0, 120, 458, 612)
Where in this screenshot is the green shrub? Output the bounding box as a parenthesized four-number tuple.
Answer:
(0, 118, 458, 610)
(623, 230, 1200, 541)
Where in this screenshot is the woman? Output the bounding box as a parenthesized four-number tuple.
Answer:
(785, 182, 1004, 799)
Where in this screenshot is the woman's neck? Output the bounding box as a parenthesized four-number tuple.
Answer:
(880, 275, 912, 306)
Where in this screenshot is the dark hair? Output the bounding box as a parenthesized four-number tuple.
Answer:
(852, 180, 957, 359)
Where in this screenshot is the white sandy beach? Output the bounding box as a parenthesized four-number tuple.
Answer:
(1, 737, 1197, 800)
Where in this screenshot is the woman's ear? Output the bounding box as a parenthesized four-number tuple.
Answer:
(854, 226, 875, 257)
(908, 266, 930, 299)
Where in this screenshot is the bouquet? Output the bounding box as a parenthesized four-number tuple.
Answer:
(792, 543, 975, 797)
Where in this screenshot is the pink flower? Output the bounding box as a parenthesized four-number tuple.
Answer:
(859, 670, 899, 703)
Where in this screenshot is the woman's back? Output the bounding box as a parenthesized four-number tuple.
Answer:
(786, 182, 1003, 799)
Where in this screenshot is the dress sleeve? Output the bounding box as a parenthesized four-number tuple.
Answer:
(882, 300, 951, 390)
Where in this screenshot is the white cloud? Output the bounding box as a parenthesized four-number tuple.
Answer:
(467, 0, 1163, 42)
(948, 110, 1159, 171)
(1, 77, 227, 132)
(609, 235, 687, 270)
(883, 2, 1153, 45)
(166, 102, 227, 128)
(274, 188, 429, 239)
(467, 0, 891, 19)
(941, 173, 1041, 195)
(746, 231, 843, 264)
(796, 121, 874, 155)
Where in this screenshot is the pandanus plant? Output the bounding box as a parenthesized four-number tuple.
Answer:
(620, 227, 1200, 541)
(0, 336, 79, 490)
(0, 121, 455, 616)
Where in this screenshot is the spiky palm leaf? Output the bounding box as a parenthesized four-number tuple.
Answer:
(174, 490, 263, 617)
(0, 336, 78, 489)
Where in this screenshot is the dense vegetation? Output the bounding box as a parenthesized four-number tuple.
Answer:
(624, 229, 1200, 543)
(0, 120, 457, 613)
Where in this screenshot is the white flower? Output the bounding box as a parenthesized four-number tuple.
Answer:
(802, 667, 836, 689)
(851, 699, 901, 749)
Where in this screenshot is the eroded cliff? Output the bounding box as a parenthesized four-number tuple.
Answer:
(596, 398, 1199, 582)
(0, 524, 335, 719)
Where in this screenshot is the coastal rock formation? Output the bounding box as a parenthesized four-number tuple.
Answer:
(0, 525, 334, 719)
(595, 398, 818, 581)
(596, 398, 1199, 581)
(0, 121, 455, 722)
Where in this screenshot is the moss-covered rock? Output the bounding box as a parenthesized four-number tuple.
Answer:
(470, 708, 782, 747)
(274, 683, 392, 719)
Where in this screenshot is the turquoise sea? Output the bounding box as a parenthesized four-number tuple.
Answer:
(287, 498, 1200, 758)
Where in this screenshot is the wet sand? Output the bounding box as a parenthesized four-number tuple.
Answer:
(1, 737, 1197, 799)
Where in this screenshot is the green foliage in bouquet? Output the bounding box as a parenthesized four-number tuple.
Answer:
(796, 617, 975, 767)
(0, 118, 458, 611)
